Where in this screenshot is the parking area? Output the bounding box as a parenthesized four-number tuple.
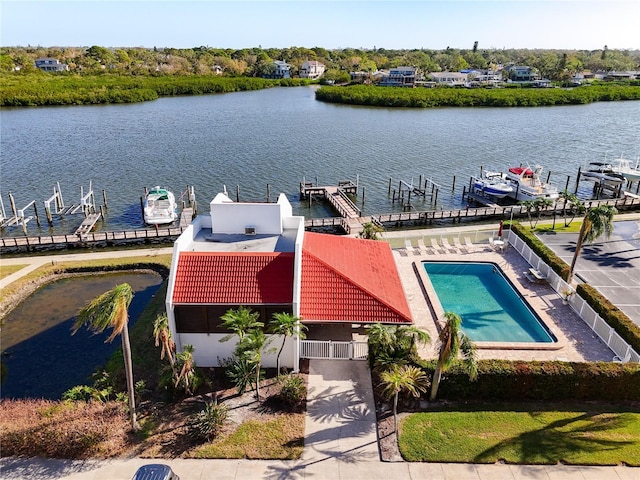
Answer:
(537, 220, 640, 328)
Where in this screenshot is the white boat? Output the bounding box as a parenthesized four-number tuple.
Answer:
(473, 172, 514, 198)
(611, 156, 640, 182)
(143, 186, 178, 225)
(504, 165, 559, 202)
(581, 162, 625, 185)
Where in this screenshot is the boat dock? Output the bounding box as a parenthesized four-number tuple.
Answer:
(300, 180, 361, 218)
(74, 212, 103, 236)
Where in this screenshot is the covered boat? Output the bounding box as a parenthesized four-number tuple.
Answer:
(143, 186, 178, 225)
(581, 162, 625, 185)
(473, 172, 514, 198)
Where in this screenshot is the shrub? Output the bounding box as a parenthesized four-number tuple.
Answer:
(277, 374, 307, 411)
(188, 399, 229, 442)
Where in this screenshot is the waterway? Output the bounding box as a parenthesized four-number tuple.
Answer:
(1, 272, 163, 399)
(1, 86, 639, 235)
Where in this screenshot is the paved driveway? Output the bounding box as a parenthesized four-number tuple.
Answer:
(537, 220, 640, 327)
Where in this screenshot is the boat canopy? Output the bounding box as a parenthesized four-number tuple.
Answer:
(509, 167, 533, 177)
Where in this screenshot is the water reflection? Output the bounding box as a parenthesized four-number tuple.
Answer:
(1, 272, 163, 399)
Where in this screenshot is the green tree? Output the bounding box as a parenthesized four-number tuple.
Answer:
(367, 323, 430, 371)
(219, 306, 263, 343)
(73, 283, 139, 430)
(237, 329, 271, 400)
(358, 221, 384, 240)
(430, 312, 477, 402)
(559, 190, 584, 227)
(269, 312, 307, 375)
(174, 344, 196, 396)
(567, 205, 617, 284)
(379, 365, 428, 438)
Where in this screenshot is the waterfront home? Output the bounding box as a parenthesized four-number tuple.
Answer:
(299, 60, 325, 79)
(35, 58, 69, 72)
(379, 66, 417, 87)
(429, 71, 468, 86)
(262, 60, 291, 79)
(506, 65, 538, 82)
(165, 192, 412, 372)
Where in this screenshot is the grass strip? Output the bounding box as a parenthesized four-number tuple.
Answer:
(399, 406, 640, 465)
(0, 264, 28, 280)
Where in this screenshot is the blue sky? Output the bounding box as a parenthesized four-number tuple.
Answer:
(1, 1, 638, 50)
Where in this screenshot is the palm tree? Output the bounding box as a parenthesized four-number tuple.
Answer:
(153, 313, 175, 370)
(379, 365, 428, 437)
(366, 323, 398, 359)
(358, 221, 384, 240)
(237, 329, 271, 400)
(269, 312, 307, 375)
(396, 325, 431, 354)
(219, 306, 264, 343)
(559, 190, 584, 227)
(520, 200, 535, 227)
(430, 311, 478, 402)
(174, 344, 196, 396)
(567, 205, 617, 285)
(73, 283, 139, 431)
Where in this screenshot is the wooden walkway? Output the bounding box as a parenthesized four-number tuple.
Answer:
(74, 213, 102, 236)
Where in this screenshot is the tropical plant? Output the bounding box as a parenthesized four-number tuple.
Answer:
(567, 205, 617, 285)
(72, 283, 139, 431)
(188, 398, 229, 441)
(153, 313, 175, 370)
(174, 344, 197, 396)
(358, 221, 384, 240)
(219, 306, 264, 343)
(224, 354, 257, 395)
(430, 311, 478, 402)
(558, 190, 585, 227)
(379, 364, 428, 437)
(237, 329, 272, 400)
(277, 373, 307, 411)
(367, 323, 430, 370)
(269, 312, 307, 374)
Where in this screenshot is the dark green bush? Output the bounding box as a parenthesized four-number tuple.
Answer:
(277, 373, 307, 411)
(188, 399, 229, 441)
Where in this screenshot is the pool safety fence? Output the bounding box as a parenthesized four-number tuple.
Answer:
(508, 231, 640, 364)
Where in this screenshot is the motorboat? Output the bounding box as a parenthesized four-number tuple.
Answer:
(581, 162, 625, 185)
(473, 171, 514, 198)
(143, 186, 178, 225)
(611, 156, 640, 182)
(504, 165, 559, 202)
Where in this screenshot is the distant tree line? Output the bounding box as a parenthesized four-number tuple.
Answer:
(1, 44, 638, 82)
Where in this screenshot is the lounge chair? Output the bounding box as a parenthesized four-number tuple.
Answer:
(405, 239, 421, 256)
(430, 238, 446, 254)
(453, 237, 468, 253)
(441, 237, 457, 253)
(417, 237, 432, 254)
(464, 237, 475, 251)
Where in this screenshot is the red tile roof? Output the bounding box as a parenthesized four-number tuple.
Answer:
(300, 232, 412, 324)
(172, 252, 294, 304)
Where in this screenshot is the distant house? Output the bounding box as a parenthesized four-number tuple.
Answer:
(506, 65, 538, 82)
(211, 65, 223, 75)
(262, 60, 291, 79)
(429, 71, 468, 86)
(35, 58, 69, 72)
(379, 66, 417, 87)
(165, 192, 412, 371)
(299, 60, 325, 79)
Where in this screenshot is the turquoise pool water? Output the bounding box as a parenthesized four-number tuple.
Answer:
(423, 262, 556, 343)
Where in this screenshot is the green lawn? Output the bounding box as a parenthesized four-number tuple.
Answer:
(399, 406, 640, 466)
(0, 264, 28, 280)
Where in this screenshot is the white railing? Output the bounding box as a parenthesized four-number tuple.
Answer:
(508, 230, 639, 363)
(300, 340, 368, 360)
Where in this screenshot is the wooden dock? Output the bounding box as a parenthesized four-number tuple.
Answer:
(300, 180, 361, 218)
(179, 208, 193, 227)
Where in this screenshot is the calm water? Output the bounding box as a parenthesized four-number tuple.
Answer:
(423, 262, 555, 343)
(1, 86, 639, 235)
(1, 272, 163, 399)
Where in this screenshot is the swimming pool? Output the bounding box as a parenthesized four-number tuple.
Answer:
(423, 262, 556, 343)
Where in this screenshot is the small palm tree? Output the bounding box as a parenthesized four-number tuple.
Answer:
(559, 190, 584, 227)
(219, 306, 263, 343)
(430, 311, 478, 402)
(153, 313, 175, 370)
(73, 283, 139, 431)
(396, 325, 431, 354)
(379, 365, 428, 437)
(567, 205, 617, 285)
(366, 323, 397, 359)
(237, 329, 271, 400)
(174, 344, 196, 396)
(358, 221, 384, 240)
(269, 312, 307, 375)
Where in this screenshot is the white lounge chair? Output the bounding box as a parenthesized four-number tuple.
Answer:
(453, 237, 468, 253)
(464, 237, 475, 251)
(405, 238, 421, 255)
(430, 238, 446, 254)
(441, 237, 457, 253)
(417, 237, 431, 254)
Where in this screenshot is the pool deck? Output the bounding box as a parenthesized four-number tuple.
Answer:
(390, 236, 616, 363)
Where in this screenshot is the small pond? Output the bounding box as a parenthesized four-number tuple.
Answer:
(1, 271, 163, 399)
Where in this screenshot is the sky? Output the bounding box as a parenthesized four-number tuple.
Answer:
(1, 0, 639, 51)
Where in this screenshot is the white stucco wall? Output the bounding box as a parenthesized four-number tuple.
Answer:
(177, 333, 298, 369)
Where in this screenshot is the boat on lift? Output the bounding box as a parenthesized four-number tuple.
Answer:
(611, 155, 640, 182)
(581, 162, 625, 185)
(504, 165, 559, 202)
(472, 171, 514, 198)
(143, 186, 178, 225)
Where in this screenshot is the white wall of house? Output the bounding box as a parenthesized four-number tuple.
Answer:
(177, 333, 297, 369)
(209, 192, 293, 235)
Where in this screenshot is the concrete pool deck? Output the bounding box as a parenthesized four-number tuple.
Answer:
(388, 231, 617, 363)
